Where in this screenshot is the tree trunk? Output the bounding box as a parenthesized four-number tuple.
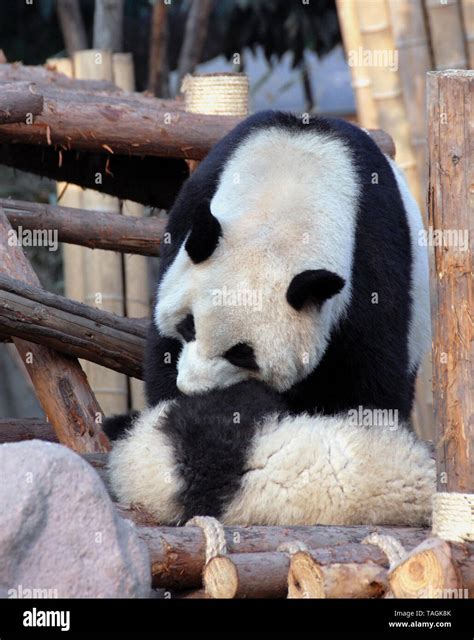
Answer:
(177, 0, 213, 88)
(93, 0, 124, 53)
(148, 0, 170, 98)
(0, 274, 146, 378)
(0, 210, 109, 453)
(56, 0, 88, 56)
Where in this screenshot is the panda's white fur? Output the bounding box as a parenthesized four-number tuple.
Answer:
(386, 156, 431, 373)
(155, 127, 360, 394)
(109, 404, 435, 527)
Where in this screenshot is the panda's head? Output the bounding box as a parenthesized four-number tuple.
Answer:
(155, 125, 358, 395)
(155, 204, 348, 395)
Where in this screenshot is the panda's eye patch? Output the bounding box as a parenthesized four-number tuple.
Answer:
(223, 343, 258, 371)
(176, 314, 196, 342)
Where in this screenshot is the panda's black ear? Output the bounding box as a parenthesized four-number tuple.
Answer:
(287, 269, 345, 311)
(185, 201, 222, 264)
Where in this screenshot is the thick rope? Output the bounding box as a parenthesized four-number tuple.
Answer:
(185, 516, 227, 562)
(362, 532, 407, 569)
(432, 492, 474, 543)
(181, 73, 249, 117)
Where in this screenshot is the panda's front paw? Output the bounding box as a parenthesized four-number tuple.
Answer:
(107, 400, 184, 524)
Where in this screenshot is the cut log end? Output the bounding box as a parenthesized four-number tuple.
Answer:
(389, 538, 461, 598)
(204, 556, 239, 599)
(288, 551, 324, 599)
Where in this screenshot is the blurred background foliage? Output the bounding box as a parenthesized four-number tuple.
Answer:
(0, 0, 340, 90)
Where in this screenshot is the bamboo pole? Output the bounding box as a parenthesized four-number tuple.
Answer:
(356, 0, 422, 206)
(74, 49, 128, 416)
(424, 0, 468, 70)
(113, 52, 148, 410)
(46, 57, 85, 304)
(461, 0, 474, 68)
(427, 69, 473, 493)
(336, 0, 379, 129)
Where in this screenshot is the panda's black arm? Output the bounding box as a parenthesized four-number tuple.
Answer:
(103, 411, 140, 441)
(144, 322, 183, 406)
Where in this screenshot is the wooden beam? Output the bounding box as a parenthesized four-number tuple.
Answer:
(112, 501, 429, 590)
(427, 70, 473, 493)
(0, 208, 110, 453)
(0, 274, 146, 378)
(0, 82, 44, 124)
(1, 198, 165, 256)
(0, 65, 395, 160)
(0, 418, 58, 443)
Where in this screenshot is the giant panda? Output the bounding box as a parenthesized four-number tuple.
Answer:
(144, 110, 430, 419)
(106, 111, 433, 526)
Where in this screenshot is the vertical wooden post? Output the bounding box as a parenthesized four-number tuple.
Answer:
(427, 70, 473, 493)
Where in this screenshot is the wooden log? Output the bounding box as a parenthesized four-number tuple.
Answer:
(427, 70, 473, 493)
(0, 209, 109, 453)
(425, 0, 468, 70)
(1, 198, 165, 256)
(288, 547, 388, 599)
(0, 65, 396, 160)
(116, 510, 429, 589)
(204, 552, 290, 599)
(0, 82, 43, 124)
(148, 0, 170, 98)
(0, 418, 58, 443)
(389, 537, 474, 598)
(0, 274, 145, 378)
(0, 62, 118, 93)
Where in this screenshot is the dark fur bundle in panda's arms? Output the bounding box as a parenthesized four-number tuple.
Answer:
(107, 381, 435, 527)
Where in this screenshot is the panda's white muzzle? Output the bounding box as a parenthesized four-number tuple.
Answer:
(176, 341, 251, 395)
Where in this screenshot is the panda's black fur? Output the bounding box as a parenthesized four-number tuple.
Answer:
(144, 111, 415, 417)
